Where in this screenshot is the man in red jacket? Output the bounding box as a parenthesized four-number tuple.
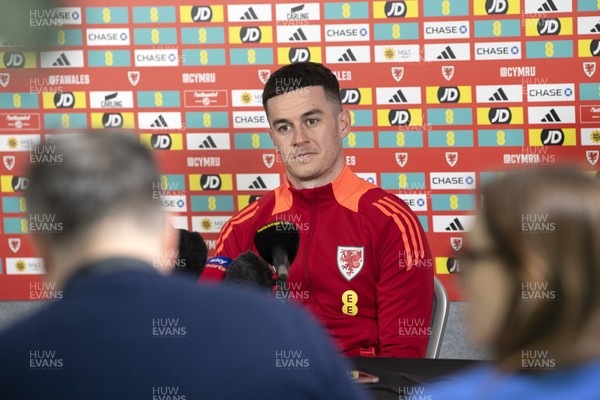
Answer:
(202, 62, 433, 358)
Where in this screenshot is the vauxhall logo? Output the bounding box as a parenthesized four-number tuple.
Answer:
(151, 134, 172, 149)
(485, 0, 509, 14)
(191, 6, 212, 22)
(437, 87, 460, 103)
(53, 93, 75, 108)
(340, 89, 361, 105)
(541, 129, 564, 145)
(240, 27, 262, 43)
(3, 53, 25, 68)
(537, 19, 561, 35)
(289, 48, 310, 63)
(388, 110, 411, 126)
(489, 108, 512, 124)
(384, 1, 407, 17)
(102, 113, 123, 128)
(200, 175, 222, 190)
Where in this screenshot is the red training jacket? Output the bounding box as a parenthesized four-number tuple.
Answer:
(202, 165, 434, 358)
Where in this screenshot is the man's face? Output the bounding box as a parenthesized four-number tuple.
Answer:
(266, 86, 350, 189)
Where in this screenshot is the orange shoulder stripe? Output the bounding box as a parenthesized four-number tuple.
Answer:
(379, 197, 425, 254)
(372, 201, 414, 270)
(215, 201, 259, 254)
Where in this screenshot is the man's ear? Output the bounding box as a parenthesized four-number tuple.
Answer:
(337, 109, 351, 139)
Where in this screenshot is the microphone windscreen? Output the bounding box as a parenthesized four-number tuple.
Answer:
(224, 251, 273, 291)
(253, 221, 300, 266)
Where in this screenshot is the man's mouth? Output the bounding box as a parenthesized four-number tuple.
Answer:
(293, 152, 317, 163)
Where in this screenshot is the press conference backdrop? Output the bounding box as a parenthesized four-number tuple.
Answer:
(0, 0, 599, 300)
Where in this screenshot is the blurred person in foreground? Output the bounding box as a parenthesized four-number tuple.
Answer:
(0, 132, 368, 400)
(426, 167, 600, 399)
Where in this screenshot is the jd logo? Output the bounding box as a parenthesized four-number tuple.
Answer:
(340, 89, 361, 104)
(537, 19, 561, 36)
(384, 1, 407, 17)
(151, 134, 172, 149)
(437, 87, 460, 103)
(191, 6, 212, 22)
(289, 48, 310, 63)
(389, 110, 411, 126)
(3, 53, 25, 68)
(485, 0, 508, 14)
(102, 113, 123, 128)
(240, 27, 261, 43)
(200, 174, 222, 190)
(54, 93, 75, 108)
(489, 108, 512, 124)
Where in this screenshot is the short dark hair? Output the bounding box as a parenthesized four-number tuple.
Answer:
(262, 62, 341, 113)
(174, 229, 208, 278)
(25, 131, 163, 244)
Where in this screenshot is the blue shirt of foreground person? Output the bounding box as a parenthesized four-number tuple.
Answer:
(0, 131, 369, 400)
(425, 167, 600, 400)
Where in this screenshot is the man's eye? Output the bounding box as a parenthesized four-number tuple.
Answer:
(306, 118, 318, 126)
(278, 125, 291, 133)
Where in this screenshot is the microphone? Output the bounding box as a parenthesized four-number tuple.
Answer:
(254, 221, 299, 283)
(223, 251, 274, 292)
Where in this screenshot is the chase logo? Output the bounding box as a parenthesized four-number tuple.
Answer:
(140, 133, 184, 150)
(189, 174, 233, 191)
(325, 24, 370, 42)
(477, 107, 524, 125)
(373, 1, 419, 18)
(229, 26, 273, 44)
(340, 88, 373, 105)
(1, 176, 29, 192)
(2, 52, 36, 68)
(475, 42, 521, 60)
(179, 6, 224, 23)
(527, 84, 574, 102)
(424, 21, 469, 39)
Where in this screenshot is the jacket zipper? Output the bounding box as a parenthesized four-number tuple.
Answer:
(304, 199, 316, 311)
